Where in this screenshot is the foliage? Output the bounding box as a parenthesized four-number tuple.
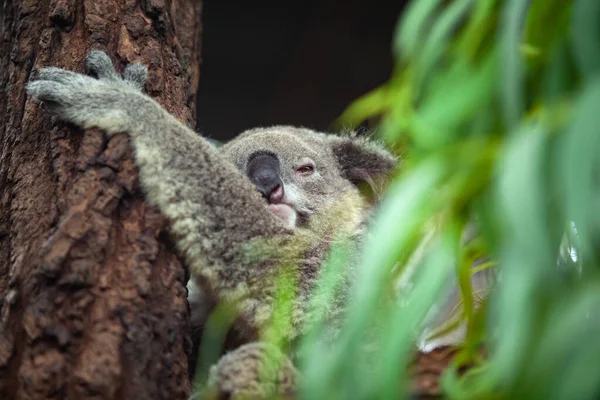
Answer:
(194, 1, 600, 398)
(298, 0, 600, 399)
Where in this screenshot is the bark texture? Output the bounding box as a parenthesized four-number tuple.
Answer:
(0, 0, 202, 399)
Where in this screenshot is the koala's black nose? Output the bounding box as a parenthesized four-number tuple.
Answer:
(246, 152, 283, 201)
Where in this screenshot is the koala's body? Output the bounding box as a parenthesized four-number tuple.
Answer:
(27, 51, 396, 398)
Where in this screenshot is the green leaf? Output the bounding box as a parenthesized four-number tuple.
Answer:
(499, 0, 529, 128)
(414, 0, 474, 91)
(571, 0, 600, 80)
(411, 51, 498, 149)
(490, 121, 554, 388)
(560, 76, 600, 262)
(394, 0, 445, 60)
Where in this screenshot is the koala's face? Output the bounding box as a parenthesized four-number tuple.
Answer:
(221, 126, 359, 229)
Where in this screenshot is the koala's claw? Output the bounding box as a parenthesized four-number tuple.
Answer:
(123, 63, 147, 91)
(85, 50, 120, 81)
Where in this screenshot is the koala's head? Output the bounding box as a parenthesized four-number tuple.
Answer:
(220, 126, 396, 231)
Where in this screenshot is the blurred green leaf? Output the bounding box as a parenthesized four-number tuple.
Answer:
(413, 0, 474, 91)
(560, 77, 600, 262)
(375, 232, 456, 399)
(287, 1, 600, 399)
(499, 0, 529, 128)
(572, 0, 600, 80)
(410, 51, 498, 148)
(395, 0, 445, 60)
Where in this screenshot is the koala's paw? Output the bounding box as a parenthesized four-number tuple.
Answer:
(85, 51, 147, 91)
(203, 342, 299, 400)
(27, 50, 149, 134)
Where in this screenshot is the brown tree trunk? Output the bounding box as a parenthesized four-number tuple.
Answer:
(0, 0, 202, 399)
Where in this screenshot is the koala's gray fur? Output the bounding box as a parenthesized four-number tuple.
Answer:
(27, 51, 396, 398)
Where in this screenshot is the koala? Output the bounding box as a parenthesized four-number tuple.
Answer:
(27, 51, 396, 398)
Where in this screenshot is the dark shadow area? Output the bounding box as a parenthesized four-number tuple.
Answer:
(197, 0, 408, 141)
(0, 0, 4, 34)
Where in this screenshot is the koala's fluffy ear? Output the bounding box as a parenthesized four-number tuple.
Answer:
(328, 134, 397, 193)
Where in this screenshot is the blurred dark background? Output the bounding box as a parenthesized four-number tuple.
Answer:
(0, 0, 407, 141)
(197, 0, 407, 141)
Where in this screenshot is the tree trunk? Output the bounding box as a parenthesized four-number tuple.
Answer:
(0, 0, 202, 399)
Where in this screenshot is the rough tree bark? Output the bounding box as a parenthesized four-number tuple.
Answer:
(0, 0, 202, 399)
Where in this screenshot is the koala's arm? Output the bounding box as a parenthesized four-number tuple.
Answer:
(26, 52, 290, 299)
